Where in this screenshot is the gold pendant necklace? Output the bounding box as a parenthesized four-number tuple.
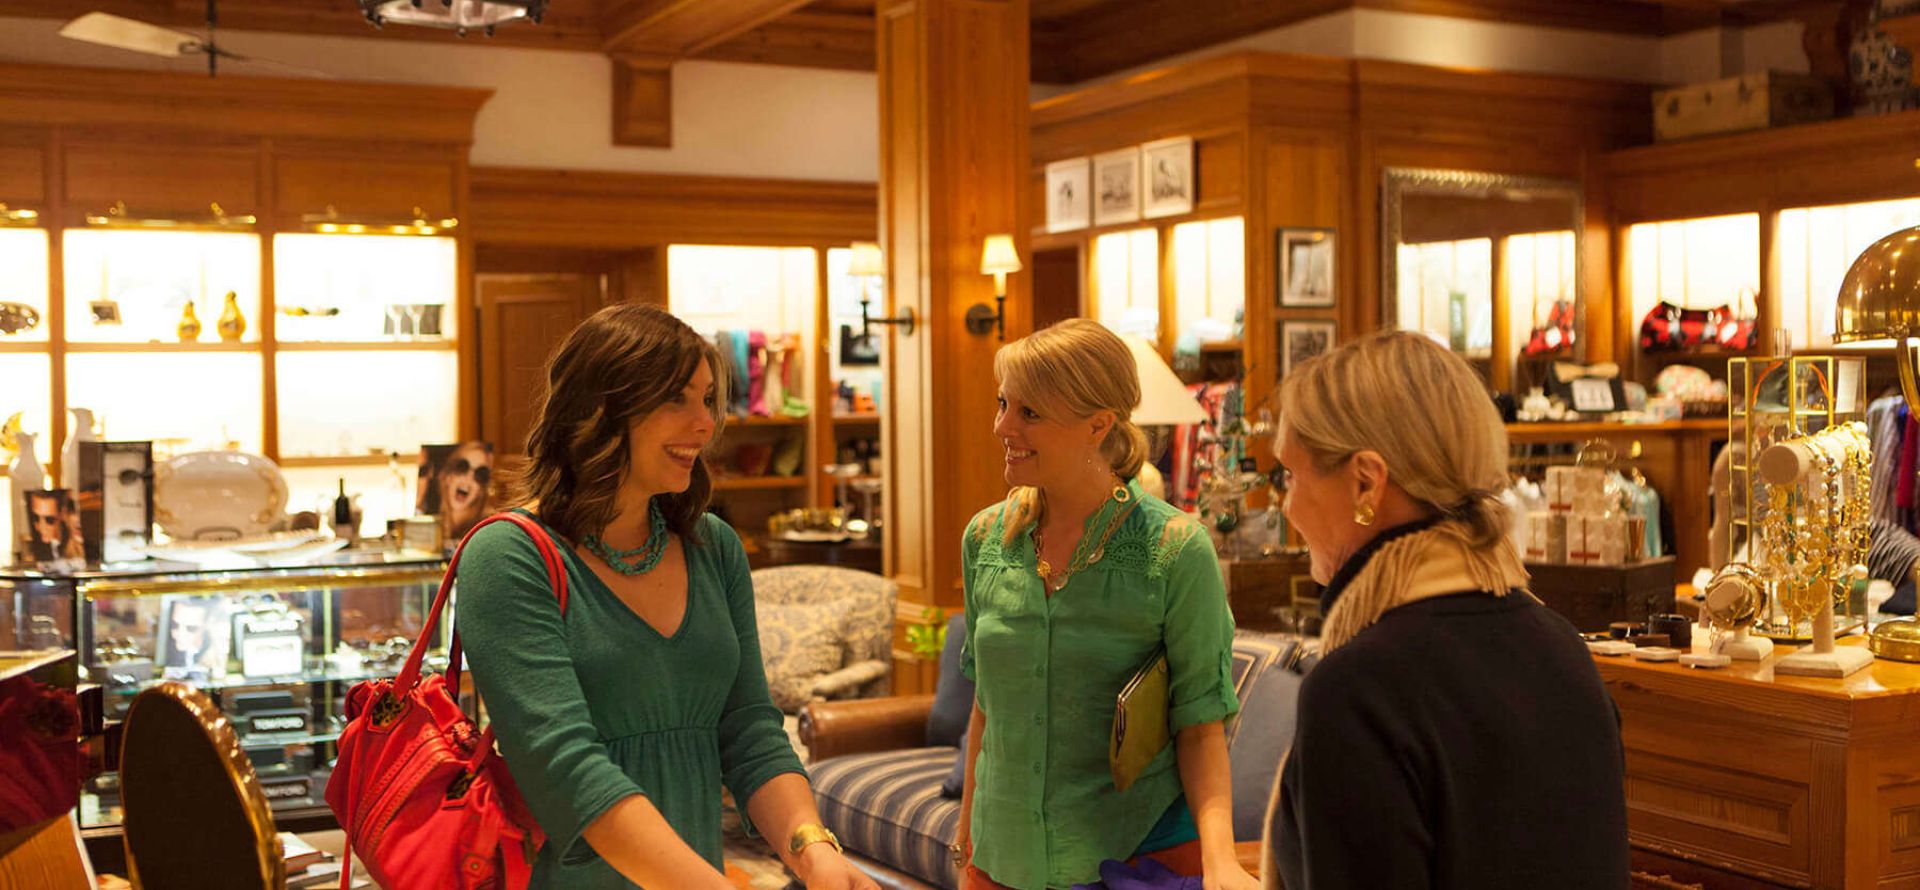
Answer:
(1035, 482, 1135, 592)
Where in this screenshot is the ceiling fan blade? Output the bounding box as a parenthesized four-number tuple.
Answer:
(59, 12, 198, 57)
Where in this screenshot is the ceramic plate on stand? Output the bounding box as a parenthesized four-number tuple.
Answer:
(153, 451, 288, 541)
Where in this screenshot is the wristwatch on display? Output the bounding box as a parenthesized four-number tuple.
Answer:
(788, 823, 841, 856)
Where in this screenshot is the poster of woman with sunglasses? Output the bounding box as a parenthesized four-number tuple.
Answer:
(416, 441, 494, 542)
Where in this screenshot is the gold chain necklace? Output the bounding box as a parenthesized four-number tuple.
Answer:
(1035, 483, 1135, 593)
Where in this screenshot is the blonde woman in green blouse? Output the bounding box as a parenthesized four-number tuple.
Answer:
(458, 304, 877, 890)
(954, 319, 1258, 890)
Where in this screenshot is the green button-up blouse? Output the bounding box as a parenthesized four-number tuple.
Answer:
(960, 479, 1239, 890)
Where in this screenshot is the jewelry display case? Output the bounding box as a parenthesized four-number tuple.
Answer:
(0, 548, 448, 832)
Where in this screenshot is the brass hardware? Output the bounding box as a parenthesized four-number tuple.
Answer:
(78, 566, 444, 599)
(83, 200, 256, 230)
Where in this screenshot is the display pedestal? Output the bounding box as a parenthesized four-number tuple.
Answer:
(1774, 599, 1873, 678)
(1714, 627, 1774, 660)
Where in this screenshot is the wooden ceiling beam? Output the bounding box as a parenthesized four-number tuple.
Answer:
(694, 11, 876, 71)
(597, 0, 819, 55)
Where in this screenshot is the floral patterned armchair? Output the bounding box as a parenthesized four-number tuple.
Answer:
(751, 565, 897, 714)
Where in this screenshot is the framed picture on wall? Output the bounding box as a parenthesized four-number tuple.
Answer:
(1045, 158, 1092, 233)
(1093, 147, 1141, 226)
(1141, 136, 1194, 218)
(1281, 320, 1336, 378)
(1278, 228, 1336, 308)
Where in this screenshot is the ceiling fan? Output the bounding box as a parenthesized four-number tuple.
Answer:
(58, 0, 323, 78)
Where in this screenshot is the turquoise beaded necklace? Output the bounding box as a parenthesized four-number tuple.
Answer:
(584, 500, 671, 575)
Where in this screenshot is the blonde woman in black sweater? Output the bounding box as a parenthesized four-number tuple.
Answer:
(1262, 330, 1627, 890)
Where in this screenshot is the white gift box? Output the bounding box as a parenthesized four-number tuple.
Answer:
(1526, 511, 1567, 564)
(1566, 512, 1629, 566)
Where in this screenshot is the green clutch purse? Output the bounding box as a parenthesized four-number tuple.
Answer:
(1110, 648, 1170, 792)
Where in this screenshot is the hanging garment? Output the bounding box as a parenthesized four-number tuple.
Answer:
(747, 331, 771, 417)
(1870, 394, 1907, 528)
(763, 336, 788, 416)
(780, 333, 810, 417)
(730, 330, 752, 417)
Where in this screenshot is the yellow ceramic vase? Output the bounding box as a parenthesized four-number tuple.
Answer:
(217, 291, 246, 342)
(177, 301, 202, 342)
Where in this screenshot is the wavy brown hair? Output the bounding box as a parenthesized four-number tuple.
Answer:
(503, 303, 727, 545)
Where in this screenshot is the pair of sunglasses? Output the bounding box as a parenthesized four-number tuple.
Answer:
(447, 457, 491, 487)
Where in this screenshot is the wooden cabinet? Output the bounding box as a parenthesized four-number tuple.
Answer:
(1597, 639, 1920, 888)
(0, 63, 486, 515)
(64, 144, 260, 218)
(275, 156, 458, 222)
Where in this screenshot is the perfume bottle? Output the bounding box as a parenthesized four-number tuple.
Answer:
(332, 477, 356, 544)
(217, 291, 246, 342)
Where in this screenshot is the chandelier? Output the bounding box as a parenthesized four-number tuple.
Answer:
(359, 0, 546, 36)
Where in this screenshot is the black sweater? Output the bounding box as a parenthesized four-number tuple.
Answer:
(1269, 538, 1628, 889)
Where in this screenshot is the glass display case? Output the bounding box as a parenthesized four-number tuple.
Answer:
(0, 548, 448, 830)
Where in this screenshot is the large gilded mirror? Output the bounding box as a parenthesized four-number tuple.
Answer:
(1381, 168, 1583, 384)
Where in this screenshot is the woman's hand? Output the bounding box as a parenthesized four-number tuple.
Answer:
(796, 844, 881, 890)
(1203, 863, 1260, 890)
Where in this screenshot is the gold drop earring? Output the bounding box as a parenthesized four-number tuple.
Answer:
(1354, 501, 1375, 526)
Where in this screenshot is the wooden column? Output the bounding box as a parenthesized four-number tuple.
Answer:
(876, 0, 1031, 681)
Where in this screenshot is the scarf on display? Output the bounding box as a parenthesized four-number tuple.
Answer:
(1316, 515, 1534, 653)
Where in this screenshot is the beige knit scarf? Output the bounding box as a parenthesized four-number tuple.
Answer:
(1259, 521, 1533, 888)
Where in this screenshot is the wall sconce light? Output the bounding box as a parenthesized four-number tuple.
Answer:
(970, 234, 1022, 340)
(848, 241, 916, 337)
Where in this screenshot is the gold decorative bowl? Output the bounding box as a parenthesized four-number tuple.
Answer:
(1870, 617, 1920, 663)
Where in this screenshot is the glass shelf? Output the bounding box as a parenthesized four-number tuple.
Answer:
(62, 229, 262, 345)
(95, 661, 444, 696)
(238, 725, 345, 750)
(0, 228, 50, 344)
(1171, 216, 1244, 347)
(1777, 196, 1920, 350)
(1624, 213, 1760, 344)
(1095, 228, 1160, 340)
(275, 350, 459, 458)
(273, 233, 458, 344)
(66, 351, 264, 454)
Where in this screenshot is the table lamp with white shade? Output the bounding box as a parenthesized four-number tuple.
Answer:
(1120, 333, 1207, 499)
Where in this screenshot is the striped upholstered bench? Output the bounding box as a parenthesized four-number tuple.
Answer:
(803, 631, 1308, 889)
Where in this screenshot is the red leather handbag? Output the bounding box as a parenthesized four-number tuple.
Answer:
(326, 512, 567, 890)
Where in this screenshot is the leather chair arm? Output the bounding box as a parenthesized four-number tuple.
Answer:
(799, 694, 937, 762)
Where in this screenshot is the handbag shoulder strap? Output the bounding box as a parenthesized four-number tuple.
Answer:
(394, 511, 569, 699)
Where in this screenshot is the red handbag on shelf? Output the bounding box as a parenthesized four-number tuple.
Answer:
(1638, 300, 1714, 352)
(1713, 288, 1758, 350)
(325, 512, 567, 890)
(1523, 294, 1577, 356)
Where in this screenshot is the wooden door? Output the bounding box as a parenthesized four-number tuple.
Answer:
(1031, 245, 1082, 328)
(476, 274, 601, 458)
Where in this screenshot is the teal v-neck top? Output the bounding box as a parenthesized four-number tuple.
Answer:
(456, 511, 804, 889)
(961, 479, 1240, 889)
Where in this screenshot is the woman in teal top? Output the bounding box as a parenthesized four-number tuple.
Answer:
(457, 304, 877, 890)
(954, 319, 1258, 890)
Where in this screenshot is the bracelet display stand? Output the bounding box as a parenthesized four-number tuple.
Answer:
(1758, 433, 1873, 677)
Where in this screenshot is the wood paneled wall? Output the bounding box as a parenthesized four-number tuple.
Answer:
(1604, 110, 1920, 370)
(1029, 50, 1649, 417)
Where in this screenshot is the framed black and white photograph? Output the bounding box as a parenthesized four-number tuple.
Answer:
(1281, 320, 1336, 378)
(1045, 158, 1092, 233)
(1093, 147, 1141, 226)
(1141, 136, 1194, 219)
(1279, 228, 1336, 308)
